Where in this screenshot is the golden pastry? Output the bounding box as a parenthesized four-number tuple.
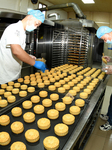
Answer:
(44, 80, 50, 85)
(55, 102, 66, 111)
(18, 78, 23, 83)
(48, 85, 56, 91)
(69, 106, 81, 115)
(80, 92, 88, 99)
(33, 104, 44, 114)
(31, 95, 40, 103)
(0, 115, 10, 126)
(42, 99, 52, 107)
(73, 86, 80, 92)
(24, 79, 30, 84)
(0, 100, 8, 107)
(1, 84, 7, 89)
(11, 107, 22, 117)
(12, 88, 19, 94)
(58, 87, 65, 93)
(47, 109, 59, 119)
(7, 95, 16, 103)
(14, 83, 20, 88)
(20, 85, 27, 90)
(23, 112, 35, 123)
(0, 89, 5, 95)
(62, 96, 72, 104)
(8, 81, 14, 86)
(75, 99, 85, 107)
(25, 129, 39, 143)
(19, 91, 27, 97)
(59, 80, 65, 85)
(11, 121, 24, 134)
(63, 84, 70, 90)
(28, 87, 35, 93)
(54, 123, 68, 136)
(39, 91, 48, 98)
(43, 136, 59, 150)
(22, 100, 32, 109)
(49, 93, 59, 101)
(72, 79, 78, 84)
(84, 88, 91, 94)
(69, 90, 77, 96)
(6, 85, 13, 92)
(0, 132, 11, 146)
(10, 141, 26, 150)
(54, 82, 61, 88)
(37, 118, 50, 130)
(62, 114, 75, 125)
(30, 81, 37, 86)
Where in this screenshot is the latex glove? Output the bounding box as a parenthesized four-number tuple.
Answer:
(34, 61, 46, 72)
(29, 54, 36, 60)
(102, 56, 111, 63)
(103, 65, 112, 74)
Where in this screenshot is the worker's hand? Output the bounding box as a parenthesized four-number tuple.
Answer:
(102, 56, 111, 62)
(102, 65, 112, 74)
(34, 61, 46, 72)
(29, 54, 36, 60)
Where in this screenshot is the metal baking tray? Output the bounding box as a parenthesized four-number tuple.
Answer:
(0, 89, 88, 150)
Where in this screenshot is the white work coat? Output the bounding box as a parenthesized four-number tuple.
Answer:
(0, 21, 26, 84)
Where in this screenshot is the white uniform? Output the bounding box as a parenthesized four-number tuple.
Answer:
(0, 21, 26, 84)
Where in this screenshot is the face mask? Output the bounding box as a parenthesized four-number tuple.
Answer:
(106, 40, 112, 44)
(26, 24, 36, 32)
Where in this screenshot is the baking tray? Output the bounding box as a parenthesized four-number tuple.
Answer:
(0, 89, 89, 150)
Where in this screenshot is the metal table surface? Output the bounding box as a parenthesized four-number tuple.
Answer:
(62, 75, 109, 150)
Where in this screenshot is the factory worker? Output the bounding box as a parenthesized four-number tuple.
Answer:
(96, 26, 112, 131)
(0, 10, 46, 84)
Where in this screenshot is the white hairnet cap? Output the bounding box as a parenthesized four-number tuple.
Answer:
(96, 26, 112, 38)
(28, 10, 45, 23)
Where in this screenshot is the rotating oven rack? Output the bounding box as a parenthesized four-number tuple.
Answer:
(52, 29, 68, 68)
(67, 27, 89, 67)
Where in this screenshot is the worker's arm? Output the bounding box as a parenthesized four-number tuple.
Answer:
(10, 44, 35, 66)
(10, 44, 46, 72)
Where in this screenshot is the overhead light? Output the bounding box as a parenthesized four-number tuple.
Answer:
(81, 0, 95, 4)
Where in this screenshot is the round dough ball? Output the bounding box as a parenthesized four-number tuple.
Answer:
(43, 136, 59, 150)
(54, 123, 68, 136)
(25, 129, 39, 143)
(44, 80, 50, 85)
(39, 91, 48, 98)
(4, 91, 11, 98)
(42, 99, 52, 107)
(10, 141, 26, 150)
(55, 102, 66, 111)
(37, 118, 50, 130)
(77, 84, 84, 89)
(63, 84, 70, 90)
(54, 82, 61, 88)
(8, 81, 14, 86)
(62, 114, 75, 125)
(84, 88, 91, 94)
(73, 86, 80, 92)
(11, 107, 22, 117)
(24, 79, 30, 84)
(59, 80, 65, 85)
(64, 77, 70, 82)
(0, 115, 10, 126)
(30, 81, 37, 86)
(6, 86, 13, 92)
(33, 105, 44, 114)
(75, 99, 85, 107)
(68, 81, 74, 87)
(31, 95, 40, 103)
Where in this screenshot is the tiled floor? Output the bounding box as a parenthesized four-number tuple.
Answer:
(84, 117, 112, 150)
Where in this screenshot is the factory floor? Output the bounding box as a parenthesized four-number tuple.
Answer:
(84, 116, 112, 150)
